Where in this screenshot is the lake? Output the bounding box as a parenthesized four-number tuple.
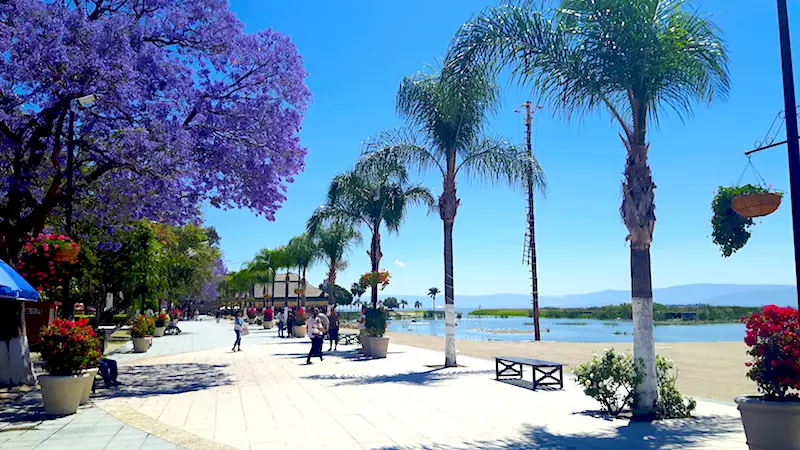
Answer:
(386, 316, 745, 342)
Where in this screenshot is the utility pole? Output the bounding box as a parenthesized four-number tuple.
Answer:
(517, 102, 542, 341)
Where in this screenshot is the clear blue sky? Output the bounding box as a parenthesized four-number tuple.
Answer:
(205, 0, 800, 297)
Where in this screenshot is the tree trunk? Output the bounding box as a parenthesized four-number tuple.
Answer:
(621, 139, 657, 420)
(301, 266, 307, 307)
(439, 172, 459, 368)
(369, 227, 382, 308)
(0, 301, 36, 387)
(284, 272, 290, 308)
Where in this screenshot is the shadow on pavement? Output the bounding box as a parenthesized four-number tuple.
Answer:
(303, 368, 495, 386)
(373, 418, 744, 449)
(92, 363, 232, 399)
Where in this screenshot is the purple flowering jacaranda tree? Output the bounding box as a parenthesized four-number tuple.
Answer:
(0, 0, 309, 386)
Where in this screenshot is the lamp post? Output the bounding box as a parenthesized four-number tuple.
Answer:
(776, 0, 800, 311)
(61, 94, 96, 319)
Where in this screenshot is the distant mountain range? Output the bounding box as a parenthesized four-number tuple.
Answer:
(389, 284, 797, 309)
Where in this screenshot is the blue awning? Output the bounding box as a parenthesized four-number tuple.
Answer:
(0, 259, 39, 301)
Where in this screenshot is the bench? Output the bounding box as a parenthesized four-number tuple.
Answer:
(337, 332, 359, 345)
(495, 356, 564, 390)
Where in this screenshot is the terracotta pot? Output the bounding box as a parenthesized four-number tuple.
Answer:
(39, 374, 88, 415)
(292, 325, 306, 338)
(54, 246, 79, 263)
(369, 336, 389, 358)
(263, 320, 274, 329)
(732, 193, 782, 218)
(152, 327, 165, 337)
(79, 368, 99, 405)
(362, 336, 373, 357)
(736, 396, 800, 450)
(132, 337, 150, 353)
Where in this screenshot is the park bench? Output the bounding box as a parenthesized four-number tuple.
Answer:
(337, 332, 359, 346)
(495, 356, 564, 390)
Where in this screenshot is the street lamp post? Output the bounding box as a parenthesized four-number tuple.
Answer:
(776, 0, 800, 311)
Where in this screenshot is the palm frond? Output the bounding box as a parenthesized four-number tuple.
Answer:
(361, 128, 445, 176)
(456, 137, 546, 194)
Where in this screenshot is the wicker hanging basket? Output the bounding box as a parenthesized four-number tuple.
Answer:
(732, 193, 782, 218)
(53, 246, 80, 263)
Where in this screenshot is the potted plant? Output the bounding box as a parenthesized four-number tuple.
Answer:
(153, 313, 169, 337)
(293, 308, 307, 338)
(735, 305, 800, 449)
(359, 270, 391, 291)
(263, 307, 274, 329)
(365, 307, 389, 358)
(246, 307, 257, 324)
(711, 185, 781, 257)
(169, 309, 182, 321)
(130, 314, 154, 353)
(38, 319, 101, 415)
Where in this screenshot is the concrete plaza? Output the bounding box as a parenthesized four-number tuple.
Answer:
(2, 319, 747, 449)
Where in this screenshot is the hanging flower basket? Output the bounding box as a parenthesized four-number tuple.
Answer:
(360, 270, 391, 290)
(293, 288, 305, 295)
(18, 233, 80, 292)
(54, 245, 80, 263)
(732, 192, 782, 218)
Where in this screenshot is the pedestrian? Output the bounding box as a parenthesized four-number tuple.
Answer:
(194, 309, 200, 321)
(215, 309, 221, 323)
(327, 305, 340, 352)
(306, 308, 324, 364)
(232, 311, 244, 352)
(276, 309, 286, 338)
(286, 308, 295, 339)
(358, 305, 367, 351)
(318, 308, 330, 337)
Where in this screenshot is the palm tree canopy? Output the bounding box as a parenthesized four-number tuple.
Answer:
(446, 0, 730, 141)
(286, 234, 318, 270)
(350, 282, 366, 299)
(428, 287, 440, 298)
(312, 222, 362, 271)
(307, 166, 435, 236)
(361, 66, 545, 192)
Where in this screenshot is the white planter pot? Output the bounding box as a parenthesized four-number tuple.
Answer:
(132, 337, 150, 353)
(39, 374, 88, 415)
(362, 336, 373, 357)
(263, 320, 274, 329)
(369, 336, 389, 358)
(292, 325, 306, 338)
(153, 326, 165, 337)
(79, 368, 99, 405)
(736, 396, 800, 450)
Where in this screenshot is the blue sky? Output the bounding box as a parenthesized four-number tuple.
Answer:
(205, 0, 799, 297)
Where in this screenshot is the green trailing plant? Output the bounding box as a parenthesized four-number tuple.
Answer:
(365, 307, 388, 337)
(711, 185, 772, 257)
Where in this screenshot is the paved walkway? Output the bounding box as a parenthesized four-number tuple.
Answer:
(2, 320, 748, 449)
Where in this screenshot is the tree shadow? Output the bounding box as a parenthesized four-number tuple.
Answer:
(303, 368, 495, 387)
(372, 418, 744, 449)
(91, 363, 232, 399)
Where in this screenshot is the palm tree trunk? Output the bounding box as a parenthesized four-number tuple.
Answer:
(271, 269, 276, 308)
(301, 266, 307, 307)
(284, 272, 290, 308)
(440, 173, 459, 368)
(622, 140, 657, 420)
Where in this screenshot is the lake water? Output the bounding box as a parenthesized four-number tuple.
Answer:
(386, 316, 745, 342)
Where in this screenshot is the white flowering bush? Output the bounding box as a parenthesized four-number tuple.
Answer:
(574, 349, 696, 419)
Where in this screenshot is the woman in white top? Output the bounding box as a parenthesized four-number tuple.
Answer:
(306, 308, 324, 364)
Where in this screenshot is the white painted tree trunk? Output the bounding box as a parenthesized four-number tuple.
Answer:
(444, 303, 456, 366)
(632, 296, 657, 415)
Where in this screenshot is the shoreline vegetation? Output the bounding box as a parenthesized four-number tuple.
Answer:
(469, 304, 759, 323)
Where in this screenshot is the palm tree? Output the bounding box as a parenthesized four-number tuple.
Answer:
(350, 282, 366, 305)
(400, 299, 408, 309)
(308, 165, 435, 308)
(428, 287, 440, 314)
(286, 234, 318, 307)
(446, 0, 729, 417)
(360, 65, 543, 368)
(258, 246, 290, 308)
(310, 222, 362, 307)
(414, 300, 422, 309)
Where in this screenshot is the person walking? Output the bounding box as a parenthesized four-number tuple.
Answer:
(358, 305, 367, 352)
(327, 305, 340, 352)
(232, 311, 244, 352)
(286, 308, 295, 339)
(215, 309, 221, 323)
(306, 308, 324, 364)
(318, 308, 330, 337)
(276, 309, 286, 338)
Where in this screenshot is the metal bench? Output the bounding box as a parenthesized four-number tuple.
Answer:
(495, 356, 564, 390)
(337, 332, 359, 345)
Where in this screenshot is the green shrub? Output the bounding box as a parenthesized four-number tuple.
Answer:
(365, 308, 388, 337)
(575, 349, 696, 419)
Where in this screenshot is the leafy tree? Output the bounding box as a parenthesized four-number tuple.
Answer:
(350, 282, 366, 303)
(310, 222, 362, 306)
(447, 0, 729, 416)
(308, 165, 434, 307)
(383, 297, 400, 309)
(361, 65, 541, 368)
(319, 283, 354, 306)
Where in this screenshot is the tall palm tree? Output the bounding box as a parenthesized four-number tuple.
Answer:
(428, 287, 440, 314)
(308, 165, 435, 308)
(361, 65, 543, 368)
(286, 234, 318, 307)
(251, 247, 288, 308)
(310, 222, 362, 307)
(447, 0, 729, 417)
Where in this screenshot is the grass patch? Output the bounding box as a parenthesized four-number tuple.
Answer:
(470, 309, 530, 317)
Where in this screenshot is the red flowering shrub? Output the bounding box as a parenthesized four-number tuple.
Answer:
(154, 313, 170, 327)
(17, 233, 80, 292)
(263, 307, 274, 321)
(246, 307, 257, 319)
(742, 305, 800, 400)
(39, 319, 101, 375)
(130, 314, 155, 338)
(169, 309, 182, 320)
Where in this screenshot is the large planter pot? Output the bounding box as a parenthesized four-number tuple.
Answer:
(292, 325, 306, 338)
(153, 326, 165, 337)
(39, 374, 88, 415)
(735, 396, 800, 450)
(79, 368, 99, 405)
(132, 337, 151, 353)
(369, 336, 389, 358)
(361, 336, 373, 357)
(263, 320, 274, 329)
